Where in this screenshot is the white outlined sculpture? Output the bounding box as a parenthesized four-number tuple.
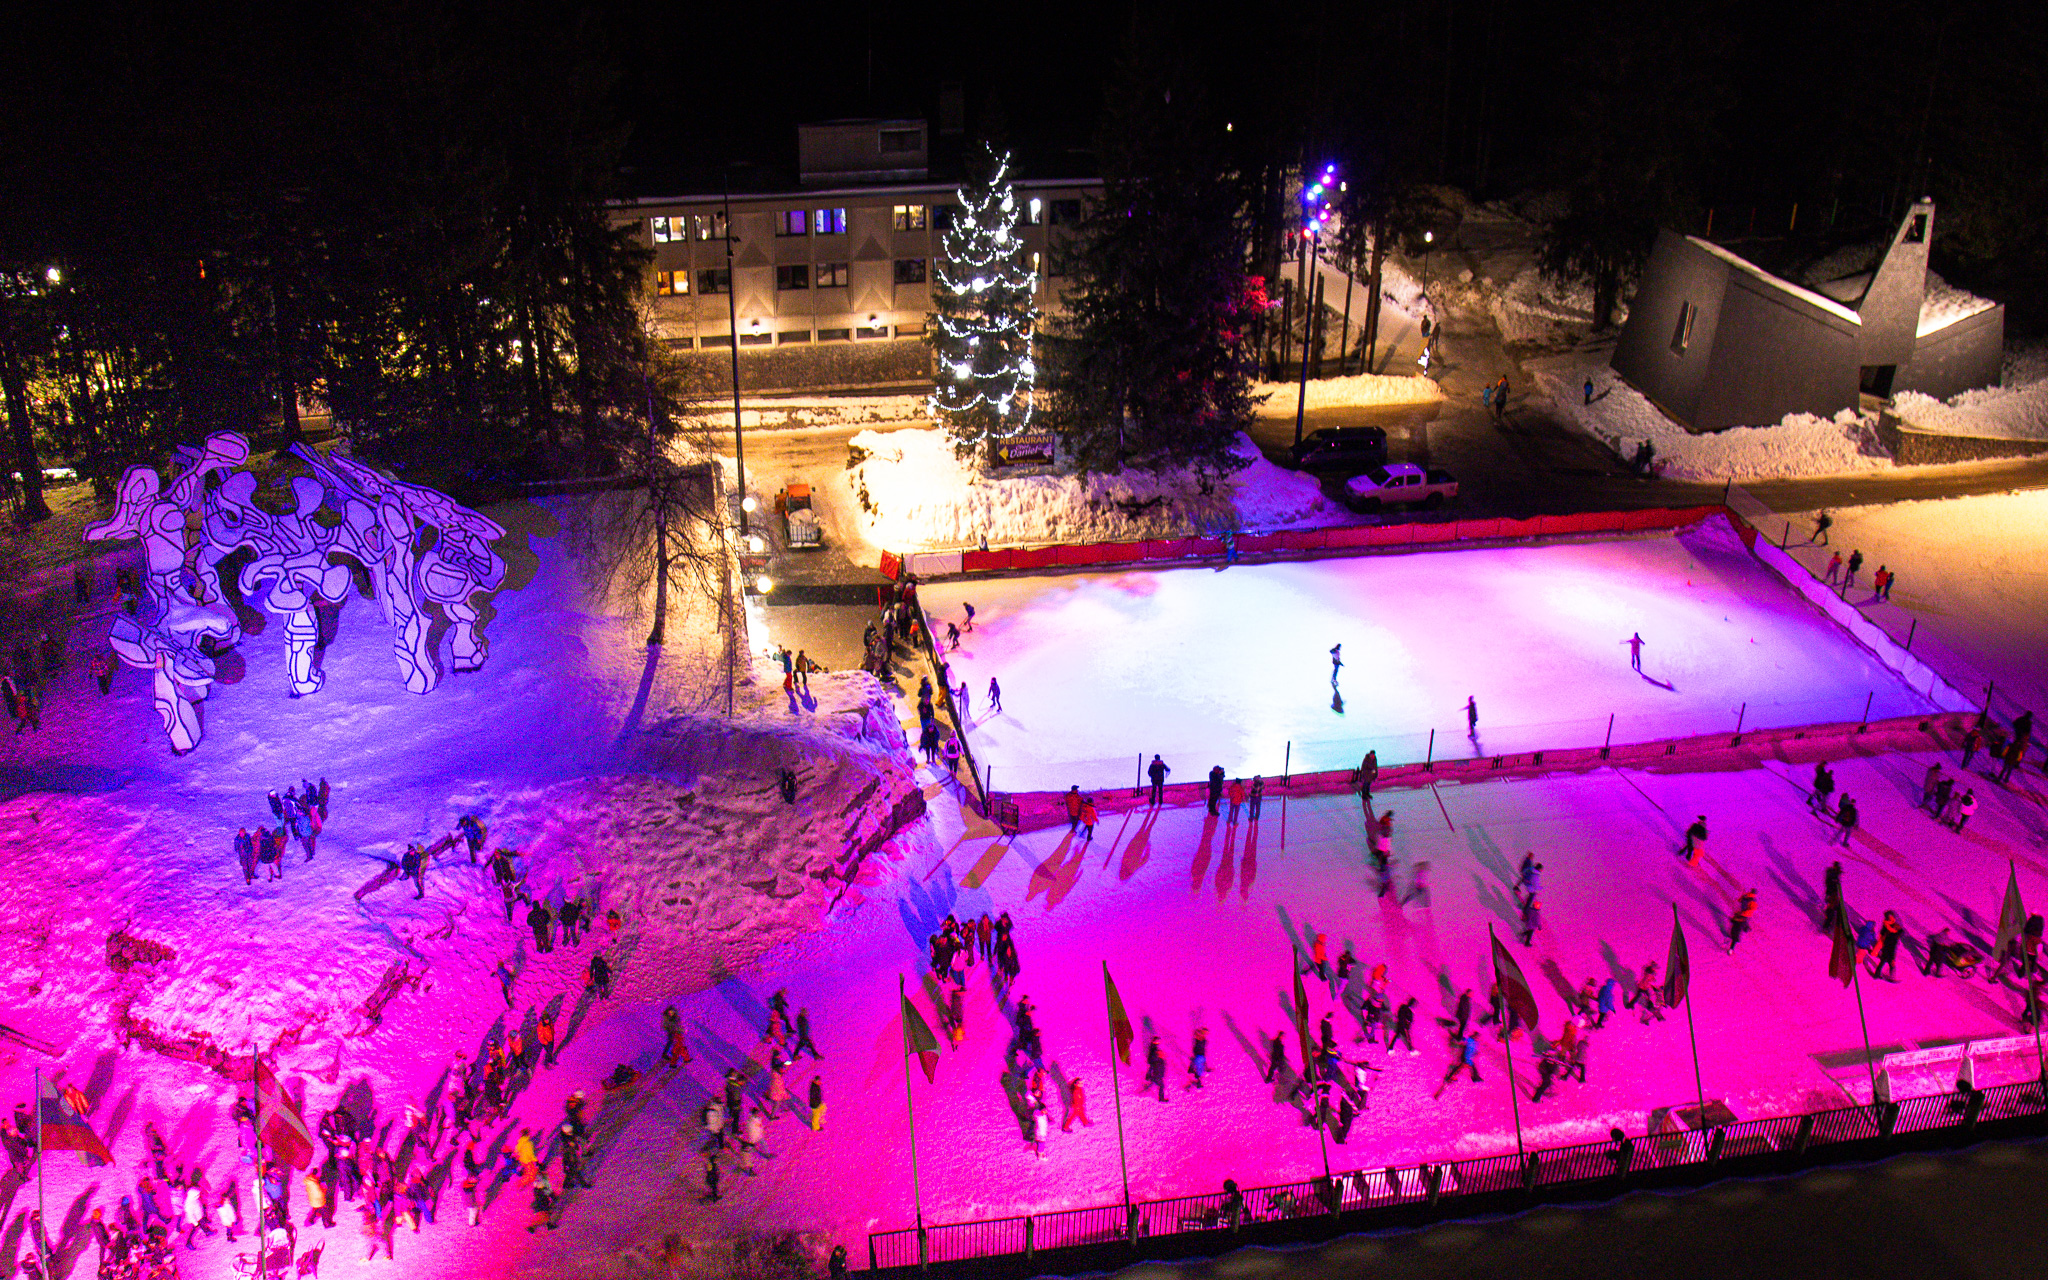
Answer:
(85, 432, 514, 750)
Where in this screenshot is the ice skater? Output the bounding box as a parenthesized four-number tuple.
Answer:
(1833, 794, 1859, 846)
(1623, 632, 1645, 672)
(987, 677, 1001, 713)
(1463, 696, 1479, 738)
(1683, 814, 1709, 865)
(1729, 888, 1758, 950)
(962, 603, 976, 631)
(1330, 644, 1343, 685)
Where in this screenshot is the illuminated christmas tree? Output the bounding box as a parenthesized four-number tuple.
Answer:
(928, 147, 1039, 464)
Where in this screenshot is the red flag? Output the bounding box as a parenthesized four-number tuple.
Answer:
(254, 1058, 315, 1169)
(1490, 929, 1540, 1031)
(1104, 964, 1134, 1065)
(1827, 909, 1858, 987)
(36, 1074, 111, 1164)
(901, 991, 940, 1085)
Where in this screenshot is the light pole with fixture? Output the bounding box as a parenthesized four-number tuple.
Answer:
(1294, 164, 1337, 449)
(722, 177, 748, 535)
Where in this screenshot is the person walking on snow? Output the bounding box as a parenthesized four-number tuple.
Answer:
(1148, 755, 1170, 805)
(1064, 786, 1083, 830)
(1189, 1027, 1210, 1088)
(1064, 1078, 1092, 1129)
(1834, 794, 1859, 845)
(1249, 776, 1265, 822)
(988, 677, 1001, 712)
(1442, 1032, 1483, 1086)
(1144, 1038, 1169, 1102)
(1207, 766, 1225, 815)
(1845, 549, 1864, 589)
(1812, 761, 1836, 815)
(1078, 795, 1098, 843)
(1874, 910, 1904, 981)
(1683, 814, 1710, 865)
(1464, 696, 1479, 738)
(1824, 552, 1844, 585)
(1227, 778, 1245, 825)
(1623, 632, 1646, 672)
(807, 1077, 826, 1131)
(1813, 511, 1832, 545)
(528, 899, 554, 952)
(792, 1009, 823, 1060)
(1729, 889, 1758, 950)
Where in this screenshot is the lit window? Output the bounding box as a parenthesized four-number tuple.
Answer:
(894, 259, 928, 285)
(879, 128, 922, 155)
(695, 212, 728, 242)
(740, 331, 773, 346)
(776, 265, 810, 291)
(816, 262, 850, 288)
(650, 215, 677, 243)
(1029, 252, 1041, 278)
(894, 322, 925, 338)
(1670, 301, 1696, 355)
(697, 268, 731, 295)
(776, 210, 808, 237)
(1049, 199, 1081, 226)
(893, 205, 927, 232)
(1027, 197, 1043, 224)
(655, 269, 690, 296)
(815, 208, 847, 235)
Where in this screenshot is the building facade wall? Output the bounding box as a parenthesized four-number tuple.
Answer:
(617, 181, 1094, 390)
(1895, 305, 2005, 402)
(1695, 275, 1862, 430)
(1612, 231, 1734, 426)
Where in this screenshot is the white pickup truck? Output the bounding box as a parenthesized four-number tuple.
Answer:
(1344, 463, 1459, 511)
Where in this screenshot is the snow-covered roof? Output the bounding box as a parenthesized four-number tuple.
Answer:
(1686, 236, 1862, 325)
(1919, 271, 1998, 337)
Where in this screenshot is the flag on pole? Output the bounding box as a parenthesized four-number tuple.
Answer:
(1104, 964, 1134, 1065)
(901, 991, 941, 1084)
(254, 1057, 315, 1169)
(1663, 912, 1692, 1008)
(1827, 907, 1858, 987)
(1490, 929, 1540, 1031)
(1995, 863, 2026, 961)
(36, 1074, 111, 1163)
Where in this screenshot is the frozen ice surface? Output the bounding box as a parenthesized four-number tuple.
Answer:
(920, 518, 1936, 792)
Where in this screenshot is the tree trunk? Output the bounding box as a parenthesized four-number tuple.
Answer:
(1364, 218, 1388, 374)
(0, 311, 50, 523)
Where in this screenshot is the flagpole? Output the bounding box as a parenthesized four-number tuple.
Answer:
(1492, 927, 1526, 1162)
(34, 1067, 47, 1279)
(1677, 904, 1707, 1125)
(898, 975, 927, 1251)
(1850, 960, 1879, 1117)
(1104, 962, 1132, 1215)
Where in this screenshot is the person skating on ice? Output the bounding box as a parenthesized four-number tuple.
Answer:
(1623, 632, 1645, 672)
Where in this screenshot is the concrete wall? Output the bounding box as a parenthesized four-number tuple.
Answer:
(1857, 200, 1933, 367)
(1896, 304, 2005, 401)
(1695, 273, 1862, 430)
(679, 336, 933, 393)
(1611, 231, 1731, 426)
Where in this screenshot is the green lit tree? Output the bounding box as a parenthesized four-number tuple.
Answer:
(928, 147, 1039, 465)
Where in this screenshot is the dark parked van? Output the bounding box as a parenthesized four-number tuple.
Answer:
(1286, 426, 1389, 476)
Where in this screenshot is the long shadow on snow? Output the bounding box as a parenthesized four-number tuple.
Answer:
(0, 761, 155, 802)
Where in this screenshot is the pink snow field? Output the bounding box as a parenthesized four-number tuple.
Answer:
(3, 500, 2041, 1280)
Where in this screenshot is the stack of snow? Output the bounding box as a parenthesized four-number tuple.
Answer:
(1251, 371, 1445, 412)
(844, 427, 1327, 551)
(1917, 270, 1997, 337)
(1893, 344, 2048, 441)
(1487, 267, 1620, 344)
(1529, 347, 1890, 480)
(730, 394, 928, 430)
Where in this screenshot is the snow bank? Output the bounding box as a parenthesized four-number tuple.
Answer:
(845, 427, 1328, 550)
(1251, 372, 1444, 412)
(1894, 345, 2048, 440)
(1917, 270, 1996, 337)
(731, 393, 926, 430)
(1489, 267, 1606, 343)
(1529, 347, 1890, 480)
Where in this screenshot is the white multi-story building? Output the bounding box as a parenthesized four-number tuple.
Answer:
(613, 120, 1097, 387)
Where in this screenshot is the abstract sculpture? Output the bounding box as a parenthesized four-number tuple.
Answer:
(85, 433, 512, 752)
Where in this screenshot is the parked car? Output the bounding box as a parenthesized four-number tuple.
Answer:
(1344, 463, 1459, 511)
(776, 484, 822, 549)
(1287, 426, 1388, 476)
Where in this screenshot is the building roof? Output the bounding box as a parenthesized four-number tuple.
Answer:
(1685, 235, 1862, 325)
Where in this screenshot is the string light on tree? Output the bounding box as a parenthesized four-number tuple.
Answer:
(927, 146, 1039, 465)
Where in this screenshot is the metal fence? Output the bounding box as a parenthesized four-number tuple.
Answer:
(869, 1081, 2047, 1270)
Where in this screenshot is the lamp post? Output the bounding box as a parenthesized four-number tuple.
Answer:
(722, 177, 748, 535)
(1293, 164, 1337, 450)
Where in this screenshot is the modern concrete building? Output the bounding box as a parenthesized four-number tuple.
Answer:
(1613, 200, 2002, 431)
(614, 120, 1097, 391)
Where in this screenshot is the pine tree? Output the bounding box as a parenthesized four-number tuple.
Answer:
(928, 147, 1039, 465)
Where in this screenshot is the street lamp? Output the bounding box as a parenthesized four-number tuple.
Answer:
(1294, 164, 1338, 449)
(722, 175, 749, 535)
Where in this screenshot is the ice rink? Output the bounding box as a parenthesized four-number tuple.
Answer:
(919, 518, 1939, 792)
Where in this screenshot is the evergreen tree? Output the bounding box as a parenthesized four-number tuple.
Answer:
(928, 147, 1040, 465)
(1044, 32, 1262, 475)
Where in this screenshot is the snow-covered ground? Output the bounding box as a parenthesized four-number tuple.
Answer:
(0, 497, 933, 1280)
(1250, 373, 1444, 413)
(917, 517, 1935, 793)
(1780, 491, 2048, 719)
(1528, 345, 1890, 481)
(842, 428, 1330, 552)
